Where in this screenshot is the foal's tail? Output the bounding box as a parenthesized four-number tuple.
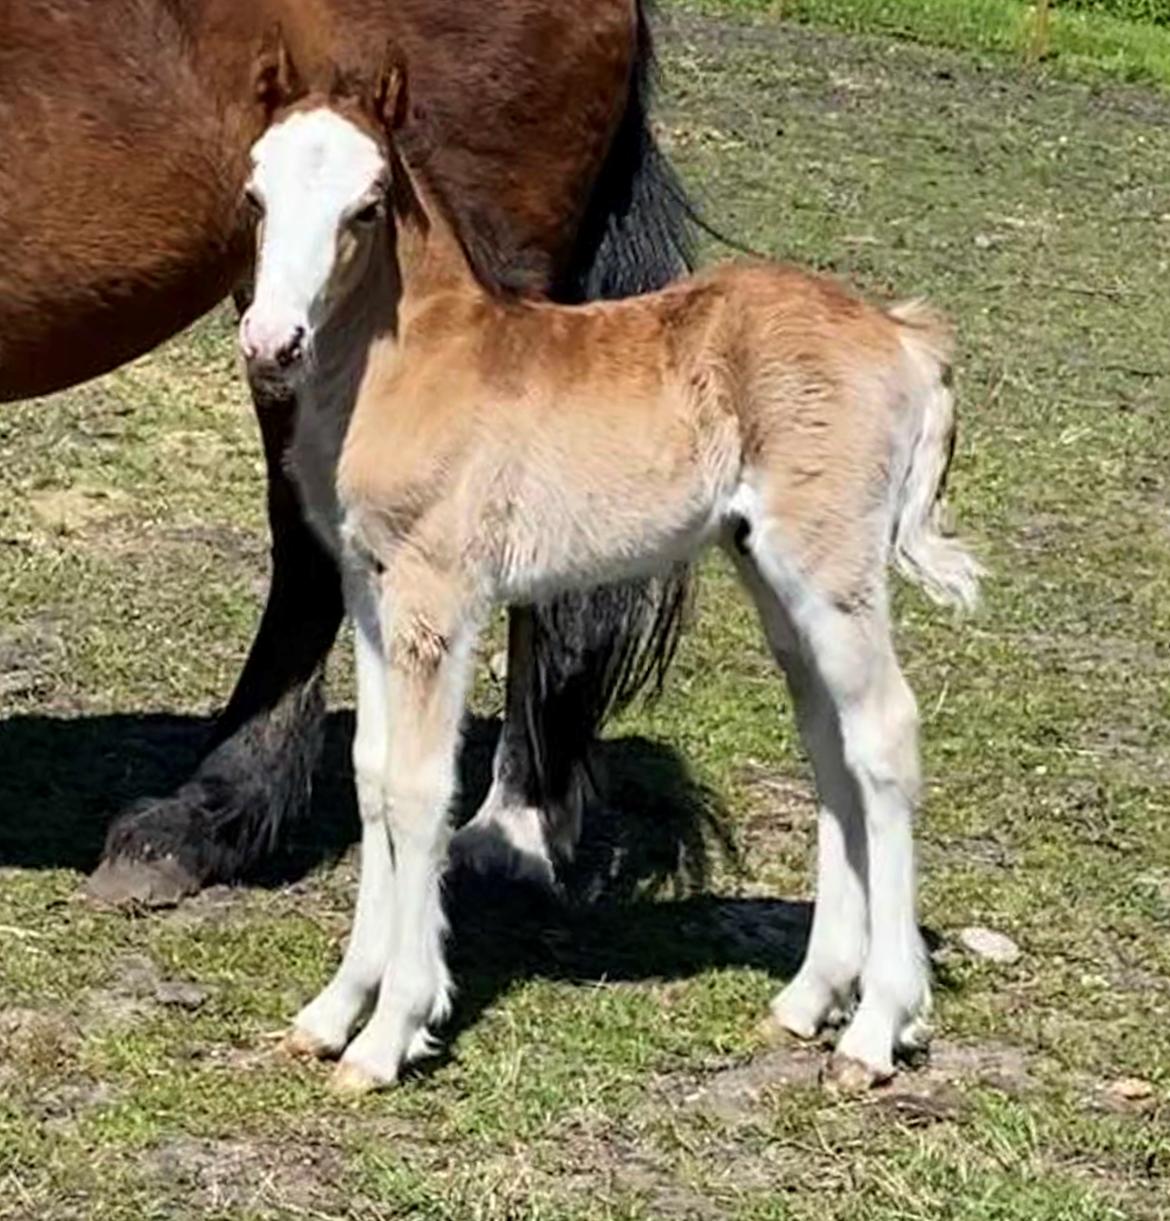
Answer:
(888, 300, 983, 611)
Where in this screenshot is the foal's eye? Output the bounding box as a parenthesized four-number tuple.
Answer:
(243, 187, 264, 217)
(352, 201, 381, 226)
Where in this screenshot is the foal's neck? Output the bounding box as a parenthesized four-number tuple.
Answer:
(310, 230, 398, 415)
(390, 145, 483, 322)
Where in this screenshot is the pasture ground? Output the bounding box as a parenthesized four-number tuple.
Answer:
(2, 7, 1169, 1219)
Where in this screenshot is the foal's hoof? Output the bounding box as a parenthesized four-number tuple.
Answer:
(821, 1054, 893, 1096)
(86, 855, 200, 909)
(280, 1027, 336, 1061)
(897, 1017, 933, 1059)
(330, 1061, 386, 1097)
(757, 1011, 816, 1045)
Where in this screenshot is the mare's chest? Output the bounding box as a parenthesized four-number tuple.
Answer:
(287, 388, 354, 559)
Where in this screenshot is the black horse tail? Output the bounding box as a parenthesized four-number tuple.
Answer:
(524, 0, 699, 811)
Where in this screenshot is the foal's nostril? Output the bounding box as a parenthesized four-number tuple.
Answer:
(276, 326, 306, 369)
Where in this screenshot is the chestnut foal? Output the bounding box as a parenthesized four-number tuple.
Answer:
(240, 65, 981, 1093)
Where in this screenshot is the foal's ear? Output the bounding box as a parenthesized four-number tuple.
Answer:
(253, 23, 301, 115)
(374, 42, 409, 132)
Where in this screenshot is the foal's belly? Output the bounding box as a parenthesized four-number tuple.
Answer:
(491, 485, 730, 606)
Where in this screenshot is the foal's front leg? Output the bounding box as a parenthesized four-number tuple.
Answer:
(334, 586, 476, 1093)
(287, 576, 394, 1057)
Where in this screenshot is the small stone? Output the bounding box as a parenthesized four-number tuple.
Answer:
(973, 233, 994, 250)
(154, 980, 208, 1011)
(959, 926, 1021, 965)
(1107, 1077, 1154, 1102)
(487, 650, 508, 683)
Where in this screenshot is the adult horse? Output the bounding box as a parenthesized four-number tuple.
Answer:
(0, 0, 694, 904)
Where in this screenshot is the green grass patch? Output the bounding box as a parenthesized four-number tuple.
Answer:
(668, 0, 1170, 87)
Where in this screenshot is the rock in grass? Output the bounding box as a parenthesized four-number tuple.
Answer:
(1097, 1076, 1158, 1115)
(154, 980, 208, 1011)
(1106, 1077, 1154, 1102)
(959, 926, 1021, 965)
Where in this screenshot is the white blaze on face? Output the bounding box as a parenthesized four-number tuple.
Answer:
(241, 108, 386, 370)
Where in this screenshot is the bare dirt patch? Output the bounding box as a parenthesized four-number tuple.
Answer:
(142, 1135, 346, 1214)
(672, 1037, 1037, 1124)
(80, 953, 209, 1032)
(0, 1006, 81, 1077)
(26, 487, 132, 537)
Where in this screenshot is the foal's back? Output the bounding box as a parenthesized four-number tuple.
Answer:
(344, 260, 931, 602)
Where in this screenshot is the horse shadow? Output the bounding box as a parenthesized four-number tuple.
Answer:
(0, 706, 826, 1015)
(0, 705, 737, 891)
(0, 709, 956, 1029)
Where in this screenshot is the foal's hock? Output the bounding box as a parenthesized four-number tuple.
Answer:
(242, 57, 981, 1094)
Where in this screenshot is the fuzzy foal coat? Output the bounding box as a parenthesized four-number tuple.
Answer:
(248, 83, 978, 1090)
(339, 261, 952, 626)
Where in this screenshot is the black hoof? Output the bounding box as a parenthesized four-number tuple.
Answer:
(90, 790, 219, 908)
(448, 819, 559, 892)
(87, 852, 201, 909)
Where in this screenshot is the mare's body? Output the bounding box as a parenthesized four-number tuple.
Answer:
(240, 80, 979, 1092)
(0, 0, 694, 900)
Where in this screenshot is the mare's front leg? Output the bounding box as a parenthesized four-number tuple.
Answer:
(449, 607, 571, 888)
(91, 299, 344, 906)
(450, 574, 689, 889)
(285, 575, 394, 1058)
(334, 574, 477, 1092)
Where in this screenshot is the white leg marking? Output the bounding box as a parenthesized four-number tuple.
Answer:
(336, 604, 475, 1088)
(290, 577, 394, 1056)
(744, 526, 929, 1080)
(830, 656, 929, 1078)
(735, 551, 867, 1041)
(802, 611, 927, 1080)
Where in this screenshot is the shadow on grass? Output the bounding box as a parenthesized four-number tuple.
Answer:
(0, 710, 213, 872)
(0, 710, 958, 1033)
(0, 708, 816, 1015)
(436, 883, 812, 1070)
(0, 709, 743, 907)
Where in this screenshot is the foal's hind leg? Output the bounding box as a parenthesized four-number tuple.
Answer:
(743, 532, 929, 1084)
(732, 552, 868, 1042)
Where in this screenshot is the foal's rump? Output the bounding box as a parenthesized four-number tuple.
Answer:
(714, 263, 979, 611)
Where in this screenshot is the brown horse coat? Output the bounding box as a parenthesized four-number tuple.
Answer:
(1, 0, 695, 904)
(0, 0, 638, 399)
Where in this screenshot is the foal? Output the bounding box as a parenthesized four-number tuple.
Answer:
(240, 65, 981, 1094)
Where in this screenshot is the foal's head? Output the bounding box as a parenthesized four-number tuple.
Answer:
(239, 37, 409, 385)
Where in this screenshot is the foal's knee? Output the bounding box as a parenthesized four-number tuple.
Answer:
(384, 766, 456, 846)
(842, 664, 921, 806)
(352, 739, 386, 825)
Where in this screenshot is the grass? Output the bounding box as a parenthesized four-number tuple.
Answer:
(4, 9, 1170, 1221)
(668, 0, 1170, 87)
